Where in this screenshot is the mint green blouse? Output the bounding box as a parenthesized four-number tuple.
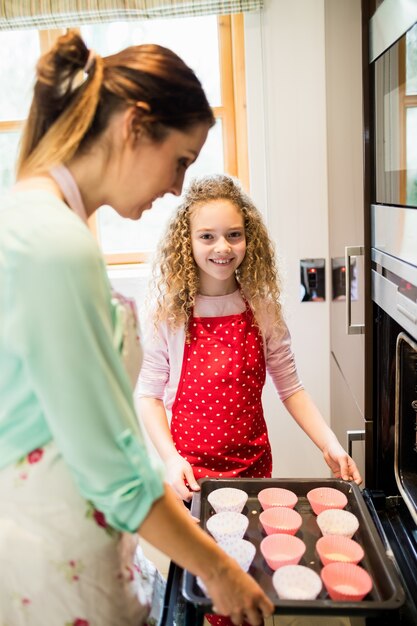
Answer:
(0, 189, 164, 533)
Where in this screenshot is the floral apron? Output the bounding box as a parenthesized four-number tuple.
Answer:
(0, 297, 164, 626)
(0, 441, 165, 626)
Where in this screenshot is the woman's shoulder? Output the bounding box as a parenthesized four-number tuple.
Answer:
(1, 189, 100, 269)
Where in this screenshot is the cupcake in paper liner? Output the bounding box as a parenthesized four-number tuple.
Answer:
(206, 511, 249, 543)
(258, 487, 298, 510)
(317, 509, 359, 539)
(207, 487, 248, 513)
(273, 564, 322, 600)
(196, 539, 256, 595)
(307, 486, 348, 515)
(217, 538, 256, 572)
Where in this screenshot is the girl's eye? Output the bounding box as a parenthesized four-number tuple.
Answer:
(229, 231, 244, 239)
(200, 233, 213, 240)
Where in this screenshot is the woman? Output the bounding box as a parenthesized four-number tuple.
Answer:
(0, 31, 273, 626)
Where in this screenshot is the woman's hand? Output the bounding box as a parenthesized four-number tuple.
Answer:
(165, 454, 200, 501)
(139, 485, 273, 625)
(202, 554, 274, 625)
(322, 440, 362, 485)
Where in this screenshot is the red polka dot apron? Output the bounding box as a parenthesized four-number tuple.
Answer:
(171, 305, 271, 626)
(171, 304, 272, 481)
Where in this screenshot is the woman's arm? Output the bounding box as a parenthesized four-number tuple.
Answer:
(139, 484, 273, 625)
(138, 396, 200, 500)
(10, 215, 165, 531)
(283, 389, 362, 484)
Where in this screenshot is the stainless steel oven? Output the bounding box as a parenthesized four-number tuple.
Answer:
(363, 206, 417, 625)
(361, 1, 417, 624)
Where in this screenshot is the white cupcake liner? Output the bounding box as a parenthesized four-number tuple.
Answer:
(207, 487, 248, 513)
(206, 511, 249, 543)
(217, 538, 256, 572)
(317, 509, 359, 539)
(273, 564, 323, 600)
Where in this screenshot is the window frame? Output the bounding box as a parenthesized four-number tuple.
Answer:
(91, 13, 249, 266)
(0, 28, 66, 131)
(0, 15, 249, 266)
(399, 32, 417, 206)
(0, 28, 66, 191)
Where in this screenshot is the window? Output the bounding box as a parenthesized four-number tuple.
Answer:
(84, 14, 247, 264)
(0, 30, 38, 190)
(400, 23, 417, 206)
(374, 21, 417, 208)
(0, 30, 68, 188)
(0, 15, 248, 265)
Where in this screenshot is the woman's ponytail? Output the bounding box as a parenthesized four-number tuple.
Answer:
(17, 30, 103, 177)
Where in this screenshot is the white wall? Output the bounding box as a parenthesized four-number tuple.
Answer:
(111, 0, 345, 480)
(245, 0, 332, 477)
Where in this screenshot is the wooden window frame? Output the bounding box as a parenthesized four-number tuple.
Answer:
(0, 29, 65, 134)
(0, 16, 249, 266)
(93, 14, 249, 266)
(399, 34, 417, 205)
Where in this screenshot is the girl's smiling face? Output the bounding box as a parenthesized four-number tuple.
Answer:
(190, 198, 246, 296)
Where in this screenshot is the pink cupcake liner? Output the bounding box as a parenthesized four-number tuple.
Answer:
(321, 562, 373, 601)
(260, 533, 306, 570)
(259, 506, 302, 536)
(316, 534, 364, 566)
(307, 487, 348, 515)
(258, 487, 298, 510)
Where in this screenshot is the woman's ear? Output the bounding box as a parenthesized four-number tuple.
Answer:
(122, 106, 143, 146)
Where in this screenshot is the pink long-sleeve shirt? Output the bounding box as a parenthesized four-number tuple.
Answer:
(136, 290, 303, 409)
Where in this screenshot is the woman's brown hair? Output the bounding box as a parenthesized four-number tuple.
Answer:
(17, 30, 215, 177)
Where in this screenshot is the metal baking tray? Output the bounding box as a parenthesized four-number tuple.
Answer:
(182, 478, 405, 616)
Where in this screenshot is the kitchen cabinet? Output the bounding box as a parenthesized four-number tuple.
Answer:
(324, 0, 366, 480)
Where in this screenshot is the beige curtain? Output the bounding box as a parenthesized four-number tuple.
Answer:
(0, 0, 263, 30)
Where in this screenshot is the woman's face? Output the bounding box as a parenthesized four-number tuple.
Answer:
(114, 121, 210, 220)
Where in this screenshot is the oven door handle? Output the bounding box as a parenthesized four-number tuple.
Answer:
(345, 245, 365, 335)
(396, 303, 417, 324)
(347, 429, 365, 457)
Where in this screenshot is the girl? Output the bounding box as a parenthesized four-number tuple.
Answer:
(0, 32, 273, 626)
(137, 174, 362, 501)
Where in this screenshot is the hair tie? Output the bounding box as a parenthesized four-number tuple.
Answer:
(136, 101, 151, 113)
(84, 49, 96, 74)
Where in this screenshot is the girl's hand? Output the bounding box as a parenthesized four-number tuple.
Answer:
(202, 553, 274, 625)
(165, 454, 200, 501)
(322, 440, 363, 485)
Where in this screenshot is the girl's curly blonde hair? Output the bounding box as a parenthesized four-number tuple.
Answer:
(151, 174, 284, 339)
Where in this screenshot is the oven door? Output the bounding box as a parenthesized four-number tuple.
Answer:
(366, 222, 417, 625)
(363, 311, 417, 624)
